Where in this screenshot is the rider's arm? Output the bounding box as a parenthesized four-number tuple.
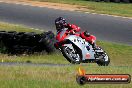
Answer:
(67, 24, 80, 34)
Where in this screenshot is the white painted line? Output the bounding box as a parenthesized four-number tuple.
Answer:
(84, 12, 132, 20)
(106, 15, 113, 17)
(38, 6, 43, 8)
(112, 15, 121, 18)
(40, 30, 44, 31)
(30, 27, 44, 32)
(99, 14, 106, 16)
(31, 28, 35, 29)
(35, 29, 39, 30)
(15, 3, 21, 5)
(127, 17, 132, 19)
(85, 12, 90, 14)
(91, 13, 97, 15)
(21, 3, 31, 6)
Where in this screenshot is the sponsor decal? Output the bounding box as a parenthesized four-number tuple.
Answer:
(85, 53, 90, 59)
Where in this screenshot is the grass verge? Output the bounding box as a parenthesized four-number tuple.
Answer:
(0, 21, 131, 88)
(0, 41, 132, 66)
(0, 22, 43, 33)
(0, 65, 131, 88)
(31, 0, 132, 17)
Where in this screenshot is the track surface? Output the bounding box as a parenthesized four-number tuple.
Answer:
(0, 62, 131, 68)
(0, 2, 132, 45)
(0, 62, 71, 67)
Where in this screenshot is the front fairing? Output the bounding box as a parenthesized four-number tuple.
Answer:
(64, 35, 95, 60)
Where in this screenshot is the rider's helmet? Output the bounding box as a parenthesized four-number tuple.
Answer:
(55, 17, 67, 31)
(84, 31, 90, 37)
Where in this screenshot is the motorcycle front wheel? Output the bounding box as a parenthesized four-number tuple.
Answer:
(96, 53, 110, 66)
(61, 45, 81, 64)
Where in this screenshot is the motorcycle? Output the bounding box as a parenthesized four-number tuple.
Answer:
(56, 29, 110, 66)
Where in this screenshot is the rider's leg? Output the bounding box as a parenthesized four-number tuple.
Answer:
(89, 41, 98, 49)
(92, 42, 96, 49)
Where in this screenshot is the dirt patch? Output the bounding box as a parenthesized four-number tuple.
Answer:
(0, 0, 88, 11)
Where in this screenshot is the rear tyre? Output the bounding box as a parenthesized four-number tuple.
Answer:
(61, 46, 81, 64)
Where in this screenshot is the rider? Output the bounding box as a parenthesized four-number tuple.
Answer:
(80, 31, 96, 49)
(54, 17, 80, 48)
(54, 17, 97, 49)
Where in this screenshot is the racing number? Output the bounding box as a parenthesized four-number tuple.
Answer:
(74, 38, 85, 44)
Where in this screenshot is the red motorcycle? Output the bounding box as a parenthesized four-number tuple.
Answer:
(55, 28, 110, 66)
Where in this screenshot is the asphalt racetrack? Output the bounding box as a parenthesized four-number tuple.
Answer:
(0, 2, 132, 45)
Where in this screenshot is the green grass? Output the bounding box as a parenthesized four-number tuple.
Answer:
(0, 22, 43, 33)
(0, 21, 131, 88)
(31, 0, 132, 17)
(0, 65, 131, 88)
(0, 41, 132, 67)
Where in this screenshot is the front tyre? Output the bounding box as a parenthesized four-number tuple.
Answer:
(96, 53, 110, 66)
(61, 46, 81, 64)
